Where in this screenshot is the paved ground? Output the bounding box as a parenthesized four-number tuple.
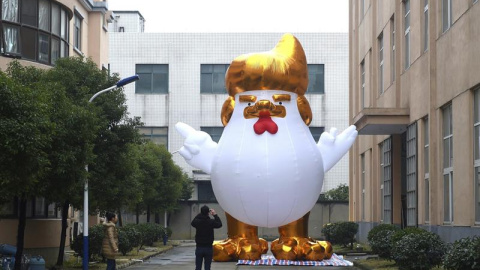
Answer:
(126, 242, 361, 270)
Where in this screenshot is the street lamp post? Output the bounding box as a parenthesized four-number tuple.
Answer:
(83, 75, 139, 270)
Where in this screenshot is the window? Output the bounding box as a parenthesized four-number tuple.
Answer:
(119, 26, 124, 32)
(391, 16, 395, 82)
(379, 142, 384, 222)
(138, 127, 168, 147)
(309, 127, 325, 142)
(404, 0, 411, 70)
(442, 0, 452, 33)
(361, 60, 365, 108)
(1, 197, 57, 218)
(201, 127, 224, 143)
(74, 12, 82, 50)
(423, 0, 429, 52)
(424, 117, 430, 223)
(200, 64, 229, 94)
(136, 64, 169, 94)
(306, 64, 325, 94)
(443, 104, 453, 223)
(379, 33, 384, 95)
(1, 0, 70, 64)
(198, 181, 217, 202)
(361, 153, 366, 221)
(382, 137, 393, 224)
(406, 123, 417, 226)
(474, 90, 480, 222)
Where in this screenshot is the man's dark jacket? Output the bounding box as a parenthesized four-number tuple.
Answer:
(191, 213, 222, 247)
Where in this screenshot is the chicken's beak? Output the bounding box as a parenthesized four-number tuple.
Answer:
(244, 100, 286, 119)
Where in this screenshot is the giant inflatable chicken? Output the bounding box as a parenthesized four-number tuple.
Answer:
(176, 34, 357, 261)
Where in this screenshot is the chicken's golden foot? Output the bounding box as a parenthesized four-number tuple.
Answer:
(213, 236, 268, 261)
(271, 237, 333, 261)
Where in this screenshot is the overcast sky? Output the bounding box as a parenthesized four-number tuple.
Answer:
(107, 0, 348, 33)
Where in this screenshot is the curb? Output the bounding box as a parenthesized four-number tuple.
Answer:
(117, 246, 174, 269)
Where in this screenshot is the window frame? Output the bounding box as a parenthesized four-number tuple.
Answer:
(391, 16, 395, 83)
(306, 64, 325, 94)
(423, 0, 429, 52)
(138, 126, 168, 147)
(474, 89, 480, 223)
(200, 64, 230, 94)
(442, 0, 452, 33)
(378, 32, 384, 95)
(424, 117, 430, 223)
(404, 0, 411, 70)
(442, 104, 453, 224)
(135, 64, 169, 94)
(73, 10, 83, 51)
(360, 60, 365, 108)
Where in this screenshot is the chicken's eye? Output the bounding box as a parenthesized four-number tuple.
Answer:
(279, 102, 283, 105)
(248, 103, 251, 106)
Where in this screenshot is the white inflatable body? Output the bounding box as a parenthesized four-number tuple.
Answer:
(176, 90, 357, 228)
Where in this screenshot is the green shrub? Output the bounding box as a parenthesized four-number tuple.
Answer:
(165, 226, 172, 238)
(443, 236, 480, 270)
(321, 221, 358, 248)
(391, 227, 426, 243)
(118, 225, 141, 255)
(71, 224, 105, 259)
(391, 230, 445, 270)
(367, 224, 399, 259)
(135, 223, 165, 248)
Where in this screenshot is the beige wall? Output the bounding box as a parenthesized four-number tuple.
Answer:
(349, 0, 480, 239)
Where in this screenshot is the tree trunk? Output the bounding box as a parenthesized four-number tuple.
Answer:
(136, 204, 139, 224)
(14, 195, 27, 270)
(146, 205, 150, 223)
(56, 200, 69, 266)
(154, 213, 160, 224)
(117, 209, 123, 227)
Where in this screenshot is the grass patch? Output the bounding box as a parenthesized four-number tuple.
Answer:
(62, 240, 178, 269)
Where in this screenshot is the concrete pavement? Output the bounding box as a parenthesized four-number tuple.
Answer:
(125, 241, 361, 270)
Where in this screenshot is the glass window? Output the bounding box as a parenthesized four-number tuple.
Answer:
(201, 127, 224, 143)
(442, 104, 453, 223)
(442, 0, 452, 33)
(38, 0, 50, 31)
(424, 0, 429, 52)
(51, 37, 60, 64)
(61, 8, 67, 40)
(21, 0, 37, 27)
(391, 16, 395, 82)
(404, 0, 411, 70)
(136, 64, 169, 94)
(309, 127, 325, 142)
(21, 27, 36, 60)
(198, 181, 216, 202)
(379, 33, 384, 94)
(200, 64, 229, 94)
(424, 117, 429, 223)
(47, 203, 57, 218)
(307, 64, 325, 94)
(51, 3, 60, 36)
(361, 60, 365, 108)
(2, 0, 19, 22)
(0, 200, 15, 216)
(361, 153, 365, 221)
(35, 197, 45, 216)
(3, 24, 19, 54)
(138, 127, 168, 147)
(474, 89, 480, 222)
(38, 33, 49, 63)
(74, 13, 82, 50)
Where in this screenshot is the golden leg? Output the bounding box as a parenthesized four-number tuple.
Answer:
(213, 212, 268, 261)
(271, 212, 333, 261)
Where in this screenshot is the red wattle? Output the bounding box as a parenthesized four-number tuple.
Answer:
(254, 111, 278, 135)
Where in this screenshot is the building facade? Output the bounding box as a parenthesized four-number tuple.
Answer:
(0, 0, 111, 265)
(109, 12, 351, 239)
(349, 0, 480, 242)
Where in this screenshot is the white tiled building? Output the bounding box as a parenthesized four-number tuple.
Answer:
(108, 12, 349, 200)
